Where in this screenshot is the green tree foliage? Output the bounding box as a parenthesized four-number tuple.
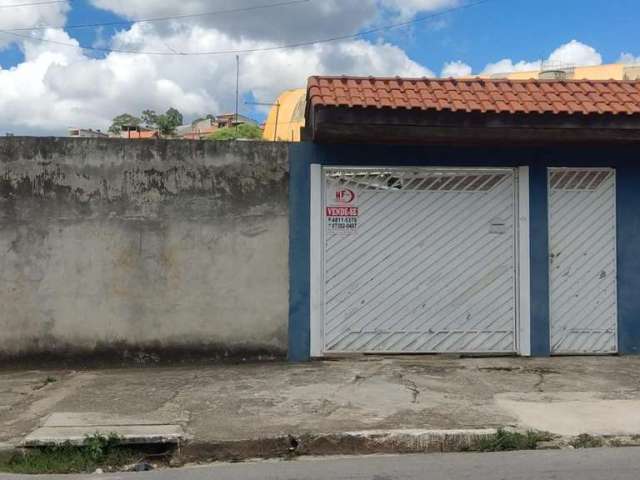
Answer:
(140, 109, 158, 128)
(108, 113, 141, 135)
(156, 108, 184, 136)
(109, 108, 184, 137)
(209, 123, 263, 141)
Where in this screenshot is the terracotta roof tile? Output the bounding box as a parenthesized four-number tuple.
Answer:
(307, 76, 640, 116)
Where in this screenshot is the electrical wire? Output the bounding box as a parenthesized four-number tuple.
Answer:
(0, 0, 66, 8)
(0, 0, 491, 56)
(2, 0, 311, 31)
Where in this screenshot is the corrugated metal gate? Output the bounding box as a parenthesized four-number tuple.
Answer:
(548, 168, 618, 354)
(321, 167, 518, 354)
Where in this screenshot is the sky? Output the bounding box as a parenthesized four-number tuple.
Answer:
(0, 0, 638, 136)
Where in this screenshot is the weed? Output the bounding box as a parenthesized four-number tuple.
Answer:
(570, 434, 604, 449)
(0, 433, 139, 474)
(476, 428, 550, 452)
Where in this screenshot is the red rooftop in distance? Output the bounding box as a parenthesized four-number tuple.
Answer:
(307, 76, 640, 116)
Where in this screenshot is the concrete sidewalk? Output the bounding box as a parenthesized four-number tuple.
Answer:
(2, 356, 640, 457)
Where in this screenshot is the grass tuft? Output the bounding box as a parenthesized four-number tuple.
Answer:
(476, 428, 552, 452)
(570, 434, 604, 449)
(0, 433, 139, 474)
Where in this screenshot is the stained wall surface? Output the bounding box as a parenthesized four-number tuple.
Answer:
(0, 138, 289, 359)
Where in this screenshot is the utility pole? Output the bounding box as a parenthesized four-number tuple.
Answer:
(235, 55, 240, 136)
(245, 101, 281, 141)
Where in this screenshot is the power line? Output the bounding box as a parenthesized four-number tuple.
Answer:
(2, 0, 310, 32)
(0, 0, 66, 8)
(0, 0, 491, 56)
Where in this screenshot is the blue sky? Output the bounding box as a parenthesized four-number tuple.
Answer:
(401, 0, 640, 71)
(0, 0, 638, 135)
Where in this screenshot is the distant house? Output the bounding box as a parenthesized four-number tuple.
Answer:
(177, 118, 218, 140)
(116, 125, 159, 139)
(482, 62, 640, 80)
(175, 114, 259, 140)
(214, 113, 259, 129)
(69, 128, 109, 138)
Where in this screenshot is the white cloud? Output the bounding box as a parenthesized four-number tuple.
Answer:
(380, 0, 458, 19)
(89, 0, 377, 44)
(619, 52, 640, 64)
(0, 0, 70, 48)
(481, 40, 602, 76)
(441, 60, 471, 77)
(481, 58, 541, 76)
(0, 22, 431, 134)
(89, 0, 459, 42)
(545, 39, 601, 67)
(0, 0, 458, 134)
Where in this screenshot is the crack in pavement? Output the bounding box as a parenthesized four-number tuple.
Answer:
(393, 373, 420, 403)
(534, 372, 545, 392)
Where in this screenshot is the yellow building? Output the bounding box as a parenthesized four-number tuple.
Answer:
(487, 62, 640, 81)
(262, 88, 306, 142)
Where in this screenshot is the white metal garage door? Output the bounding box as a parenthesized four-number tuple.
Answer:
(548, 168, 617, 354)
(321, 167, 518, 354)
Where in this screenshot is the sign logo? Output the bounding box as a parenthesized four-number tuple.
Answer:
(335, 188, 355, 204)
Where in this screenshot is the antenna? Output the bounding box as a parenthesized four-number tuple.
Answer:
(235, 55, 240, 135)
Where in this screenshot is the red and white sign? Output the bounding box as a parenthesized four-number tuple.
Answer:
(326, 206, 359, 217)
(326, 187, 359, 235)
(334, 188, 355, 204)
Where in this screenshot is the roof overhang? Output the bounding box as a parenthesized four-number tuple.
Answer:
(305, 106, 640, 145)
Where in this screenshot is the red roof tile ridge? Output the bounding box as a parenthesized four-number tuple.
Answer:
(306, 75, 640, 117)
(307, 75, 640, 84)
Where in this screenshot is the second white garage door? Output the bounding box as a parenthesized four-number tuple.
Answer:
(321, 167, 518, 354)
(548, 168, 618, 354)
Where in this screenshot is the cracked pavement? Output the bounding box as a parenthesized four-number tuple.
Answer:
(3, 356, 640, 445)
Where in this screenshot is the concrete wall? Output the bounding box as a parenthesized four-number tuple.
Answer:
(0, 138, 289, 360)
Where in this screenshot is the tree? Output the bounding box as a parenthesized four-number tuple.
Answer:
(208, 123, 263, 141)
(108, 113, 141, 135)
(141, 110, 158, 128)
(165, 107, 183, 126)
(155, 108, 184, 136)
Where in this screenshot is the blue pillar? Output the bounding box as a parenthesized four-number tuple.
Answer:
(288, 144, 312, 361)
(529, 165, 550, 356)
(616, 164, 640, 354)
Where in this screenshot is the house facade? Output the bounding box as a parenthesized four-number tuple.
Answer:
(288, 76, 640, 361)
(3, 77, 640, 363)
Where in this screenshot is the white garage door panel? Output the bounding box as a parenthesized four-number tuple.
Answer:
(322, 167, 517, 354)
(549, 168, 617, 354)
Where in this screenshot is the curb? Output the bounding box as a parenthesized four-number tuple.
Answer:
(180, 429, 498, 462)
(0, 443, 20, 461)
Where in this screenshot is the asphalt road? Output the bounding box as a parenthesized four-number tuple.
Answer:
(3, 448, 640, 480)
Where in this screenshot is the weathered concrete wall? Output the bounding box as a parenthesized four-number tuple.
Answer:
(0, 138, 289, 360)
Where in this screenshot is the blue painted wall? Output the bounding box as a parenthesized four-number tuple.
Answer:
(529, 166, 550, 356)
(288, 143, 315, 362)
(616, 164, 640, 354)
(288, 143, 640, 361)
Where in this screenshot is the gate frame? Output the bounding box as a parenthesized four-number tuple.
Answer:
(547, 167, 618, 355)
(310, 164, 531, 357)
